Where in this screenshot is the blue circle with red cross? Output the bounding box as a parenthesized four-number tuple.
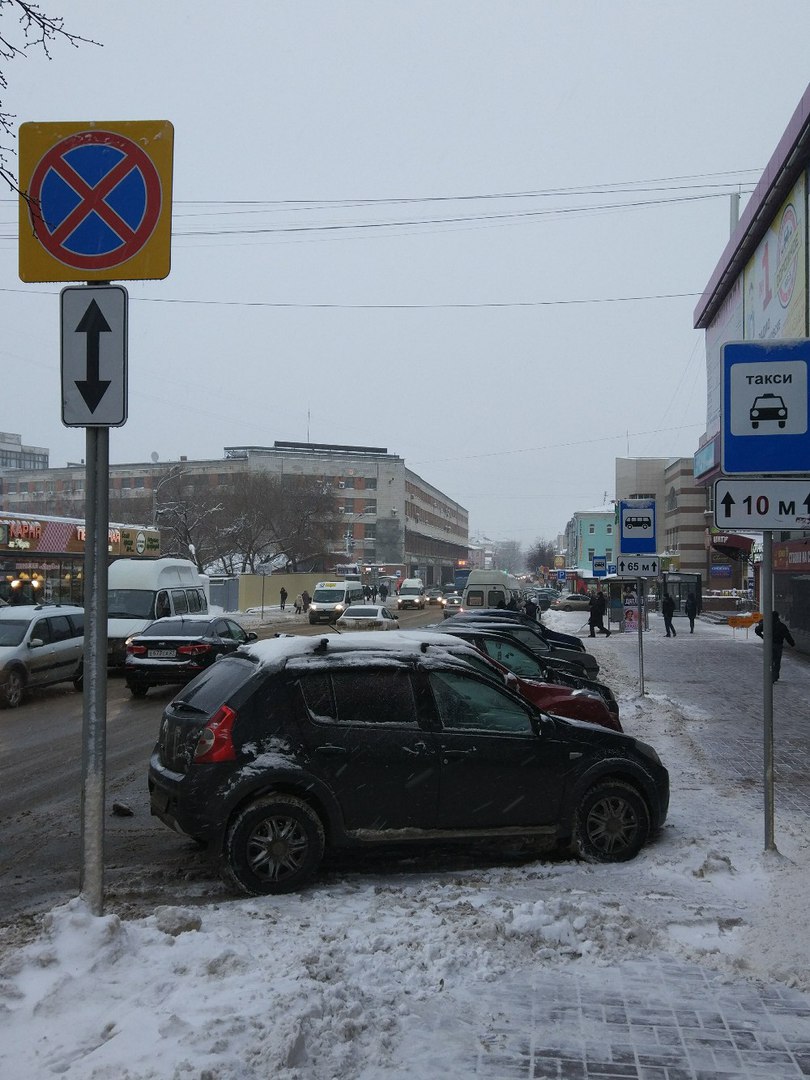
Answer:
(27, 130, 162, 272)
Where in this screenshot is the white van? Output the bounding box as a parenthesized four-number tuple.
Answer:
(107, 558, 209, 665)
(396, 578, 426, 610)
(308, 579, 366, 624)
(462, 569, 522, 610)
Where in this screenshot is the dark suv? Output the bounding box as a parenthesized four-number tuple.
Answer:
(148, 637, 669, 896)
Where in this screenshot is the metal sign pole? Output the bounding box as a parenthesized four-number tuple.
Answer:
(79, 425, 110, 915)
(762, 530, 776, 852)
(637, 576, 645, 695)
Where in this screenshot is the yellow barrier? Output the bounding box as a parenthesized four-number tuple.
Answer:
(727, 612, 762, 638)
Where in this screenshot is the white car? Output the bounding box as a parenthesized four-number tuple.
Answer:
(335, 605, 400, 631)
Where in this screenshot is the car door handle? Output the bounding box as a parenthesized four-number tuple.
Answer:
(442, 747, 477, 760)
(402, 741, 429, 756)
(314, 744, 348, 756)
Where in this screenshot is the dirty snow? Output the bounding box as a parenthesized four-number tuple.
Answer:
(1, 613, 809, 1078)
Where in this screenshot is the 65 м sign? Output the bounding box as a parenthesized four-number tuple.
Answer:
(714, 479, 810, 529)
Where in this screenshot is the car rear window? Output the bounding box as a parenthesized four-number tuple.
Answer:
(342, 607, 378, 617)
(300, 669, 418, 727)
(144, 618, 211, 636)
(169, 655, 257, 712)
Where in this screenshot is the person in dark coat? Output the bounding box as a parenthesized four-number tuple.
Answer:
(755, 611, 796, 682)
(685, 592, 697, 633)
(301, 590, 311, 613)
(279, 586, 288, 611)
(524, 595, 538, 621)
(661, 593, 676, 637)
(588, 590, 610, 637)
(379, 583, 389, 602)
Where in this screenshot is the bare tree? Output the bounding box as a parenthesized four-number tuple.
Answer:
(152, 473, 223, 574)
(493, 540, 523, 575)
(212, 472, 338, 574)
(1, 2, 100, 189)
(525, 538, 558, 576)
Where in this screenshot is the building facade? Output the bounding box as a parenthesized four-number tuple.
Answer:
(0, 440, 468, 590)
(563, 507, 616, 575)
(0, 432, 48, 471)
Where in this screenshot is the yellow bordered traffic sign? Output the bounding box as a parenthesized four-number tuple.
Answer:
(19, 120, 173, 282)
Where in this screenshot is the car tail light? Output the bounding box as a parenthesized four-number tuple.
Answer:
(127, 643, 148, 656)
(177, 642, 212, 657)
(193, 704, 237, 763)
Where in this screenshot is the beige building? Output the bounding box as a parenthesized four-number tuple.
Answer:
(0, 440, 468, 587)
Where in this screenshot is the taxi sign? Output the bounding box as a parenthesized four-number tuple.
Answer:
(19, 120, 174, 282)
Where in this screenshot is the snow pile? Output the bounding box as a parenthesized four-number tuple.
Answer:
(1, 618, 809, 1078)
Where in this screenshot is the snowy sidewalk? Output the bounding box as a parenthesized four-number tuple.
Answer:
(2, 610, 810, 1079)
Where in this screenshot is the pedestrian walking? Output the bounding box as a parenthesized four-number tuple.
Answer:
(363, 584, 372, 602)
(662, 593, 676, 637)
(755, 611, 796, 682)
(301, 590, 311, 613)
(279, 586, 288, 611)
(379, 583, 389, 602)
(588, 590, 610, 637)
(685, 592, 697, 633)
(294, 593, 303, 615)
(524, 595, 538, 621)
(371, 584, 378, 602)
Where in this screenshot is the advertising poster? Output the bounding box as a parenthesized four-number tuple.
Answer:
(743, 174, 806, 343)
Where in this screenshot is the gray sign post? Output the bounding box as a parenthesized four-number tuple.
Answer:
(61, 284, 129, 916)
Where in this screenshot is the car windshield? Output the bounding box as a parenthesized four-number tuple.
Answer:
(108, 589, 156, 619)
(313, 589, 343, 602)
(0, 621, 29, 646)
(399, 587, 421, 595)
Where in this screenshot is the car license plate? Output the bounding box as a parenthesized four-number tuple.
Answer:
(148, 649, 176, 659)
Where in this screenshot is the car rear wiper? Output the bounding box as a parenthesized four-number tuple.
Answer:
(170, 699, 208, 714)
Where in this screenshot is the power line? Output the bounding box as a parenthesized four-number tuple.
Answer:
(0, 285, 700, 309)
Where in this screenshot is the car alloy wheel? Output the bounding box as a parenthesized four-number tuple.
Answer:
(224, 794, 326, 895)
(574, 781, 650, 862)
(2, 668, 25, 708)
(127, 682, 149, 698)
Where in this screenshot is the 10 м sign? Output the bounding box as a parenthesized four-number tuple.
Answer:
(714, 479, 810, 529)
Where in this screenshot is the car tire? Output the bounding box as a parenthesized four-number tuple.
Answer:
(564, 604, 573, 612)
(127, 682, 149, 698)
(72, 663, 83, 692)
(573, 780, 650, 862)
(224, 794, 326, 896)
(2, 667, 26, 709)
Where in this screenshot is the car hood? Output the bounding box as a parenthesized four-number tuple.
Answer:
(108, 616, 152, 640)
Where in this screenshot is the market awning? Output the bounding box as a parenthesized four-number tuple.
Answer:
(711, 533, 755, 561)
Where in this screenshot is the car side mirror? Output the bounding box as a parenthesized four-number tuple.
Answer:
(29, 638, 44, 649)
(247, 631, 258, 641)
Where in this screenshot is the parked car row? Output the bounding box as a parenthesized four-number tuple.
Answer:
(147, 605, 668, 895)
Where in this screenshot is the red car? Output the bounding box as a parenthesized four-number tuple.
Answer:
(456, 648, 622, 732)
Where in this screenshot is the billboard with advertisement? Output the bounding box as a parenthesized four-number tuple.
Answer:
(703, 173, 806, 442)
(743, 174, 806, 344)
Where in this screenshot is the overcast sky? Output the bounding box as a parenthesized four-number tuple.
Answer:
(2, 2, 809, 546)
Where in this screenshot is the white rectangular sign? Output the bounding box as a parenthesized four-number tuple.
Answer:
(61, 285, 128, 427)
(615, 555, 660, 579)
(713, 478, 810, 529)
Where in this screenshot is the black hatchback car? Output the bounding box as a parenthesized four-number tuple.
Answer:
(148, 637, 669, 896)
(125, 616, 257, 697)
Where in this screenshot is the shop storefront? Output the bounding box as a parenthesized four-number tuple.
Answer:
(0, 513, 160, 605)
(772, 539, 810, 653)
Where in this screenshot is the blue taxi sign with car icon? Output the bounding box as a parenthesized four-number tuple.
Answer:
(722, 340, 810, 474)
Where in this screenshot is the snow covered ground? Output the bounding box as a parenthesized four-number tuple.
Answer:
(1, 613, 809, 1078)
